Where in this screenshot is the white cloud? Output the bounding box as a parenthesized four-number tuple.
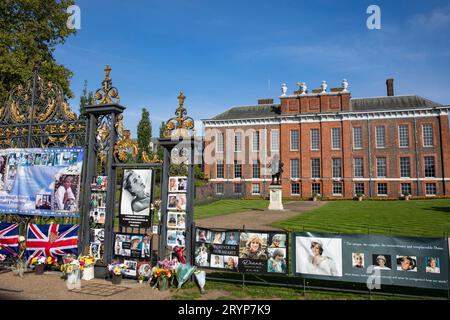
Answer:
(410, 5, 450, 30)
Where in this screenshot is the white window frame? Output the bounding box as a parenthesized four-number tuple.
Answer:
(331, 128, 341, 150)
(332, 182, 343, 196)
(354, 158, 364, 178)
(422, 124, 434, 147)
(332, 158, 342, 178)
(234, 132, 242, 153)
(377, 183, 388, 196)
(290, 159, 299, 179)
(375, 126, 386, 149)
(353, 127, 363, 149)
(252, 131, 260, 152)
(376, 157, 387, 178)
(400, 157, 411, 178)
(291, 183, 300, 196)
(216, 132, 224, 153)
(290, 130, 299, 151)
(251, 183, 260, 195)
(425, 183, 437, 196)
(270, 130, 280, 152)
(215, 183, 224, 195)
(398, 125, 409, 148)
(310, 129, 320, 151)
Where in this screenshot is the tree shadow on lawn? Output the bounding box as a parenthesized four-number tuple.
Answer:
(424, 207, 450, 214)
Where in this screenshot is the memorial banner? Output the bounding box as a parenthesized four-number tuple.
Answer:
(0, 148, 84, 217)
(293, 232, 449, 290)
(194, 227, 289, 275)
(119, 169, 153, 228)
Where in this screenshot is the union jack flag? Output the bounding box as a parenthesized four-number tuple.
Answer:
(26, 224, 79, 264)
(0, 223, 19, 256)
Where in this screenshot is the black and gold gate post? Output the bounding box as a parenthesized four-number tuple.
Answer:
(157, 92, 201, 264)
(82, 65, 124, 264)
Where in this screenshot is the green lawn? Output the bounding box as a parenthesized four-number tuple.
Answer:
(194, 199, 269, 219)
(171, 280, 412, 300)
(273, 199, 450, 237)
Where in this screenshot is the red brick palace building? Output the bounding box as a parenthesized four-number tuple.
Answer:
(202, 80, 450, 199)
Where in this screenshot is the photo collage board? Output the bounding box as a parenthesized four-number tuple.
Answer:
(89, 176, 107, 260)
(194, 227, 289, 275)
(166, 176, 187, 249)
(113, 232, 152, 278)
(293, 232, 450, 290)
(0, 148, 84, 217)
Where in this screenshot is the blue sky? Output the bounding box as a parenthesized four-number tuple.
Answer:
(55, 0, 450, 137)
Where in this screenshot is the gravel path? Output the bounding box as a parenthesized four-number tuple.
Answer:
(195, 201, 326, 230)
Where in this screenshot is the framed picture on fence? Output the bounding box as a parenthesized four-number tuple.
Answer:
(119, 169, 153, 228)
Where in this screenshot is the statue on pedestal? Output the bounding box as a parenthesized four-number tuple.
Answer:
(269, 154, 283, 185)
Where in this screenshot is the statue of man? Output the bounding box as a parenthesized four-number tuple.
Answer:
(269, 154, 283, 185)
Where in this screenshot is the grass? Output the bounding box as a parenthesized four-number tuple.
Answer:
(171, 280, 412, 300)
(194, 199, 269, 220)
(273, 199, 450, 237)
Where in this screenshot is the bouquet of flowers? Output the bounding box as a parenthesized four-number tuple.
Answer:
(31, 256, 59, 267)
(151, 259, 178, 290)
(60, 254, 81, 277)
(107, 263, 127, 276)
(79, 255, 96, 269)
(60, 254, 81, 289)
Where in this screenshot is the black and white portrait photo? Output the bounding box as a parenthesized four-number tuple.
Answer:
(120, 169, 152, 216)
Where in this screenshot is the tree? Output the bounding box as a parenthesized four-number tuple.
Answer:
(157, 121, 165, 161)
(79, 80, 94, 119)
(137, 108, 152, 163)
(0, 0, 76, 104)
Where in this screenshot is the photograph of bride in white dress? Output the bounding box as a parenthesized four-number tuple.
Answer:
(296, 236, 342, 277)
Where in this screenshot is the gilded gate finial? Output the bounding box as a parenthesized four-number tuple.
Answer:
(164, 92, 195, 138)
(95, 65, 120, 105)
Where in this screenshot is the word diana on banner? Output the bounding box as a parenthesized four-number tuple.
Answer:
(0, 148, 84, 217)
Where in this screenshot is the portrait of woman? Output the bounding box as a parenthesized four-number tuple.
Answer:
(195, 243, 209, 267)
(176, 194, 186, 211)
(178, 178, 187, 191)
(210, 254, 223, 268)
(305, 240, 338, 276)
(240, 234, 268, 260)
(352, 253, 364, 269)
(224, 256, 238, 271)
(270, 234, 285, 248)
(197, 229, 208, 243)
(212, 232, 224, 244)
(225, 232, 238, 245)
(373, 255, 391, 270)
(426, 257, 440, 274)
(396, 256, 417, 272)
(268, 249, 286, 273)
(167, 195, 177, 209)
(169, 177, 177, 192)
(122, 170, 151, 214)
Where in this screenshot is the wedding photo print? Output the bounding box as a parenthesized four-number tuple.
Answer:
(295, 236, 343, 277)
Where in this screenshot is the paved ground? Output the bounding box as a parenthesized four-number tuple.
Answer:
(195, 201, 326, 230)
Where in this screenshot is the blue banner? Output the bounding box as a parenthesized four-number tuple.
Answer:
(0, 148, 84, 217)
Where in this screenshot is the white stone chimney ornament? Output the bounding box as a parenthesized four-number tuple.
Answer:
(301, 82, 307, 95)
(321, 81, 328, 93)
(281, 83, 288, 96)
(342, 79, 349, 92)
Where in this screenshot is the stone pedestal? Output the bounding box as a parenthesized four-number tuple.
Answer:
(268, 185, 284, 211)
